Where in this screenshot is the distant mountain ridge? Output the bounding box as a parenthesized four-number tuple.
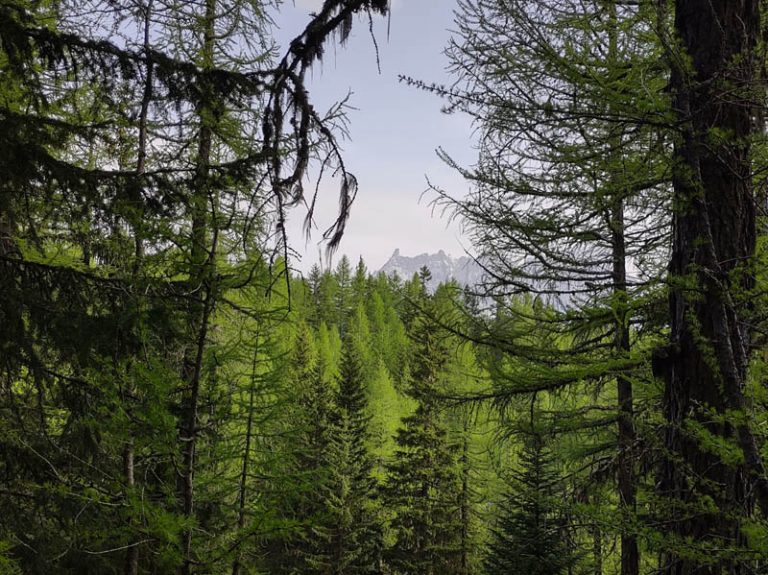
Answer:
(378, 249, 483, 290)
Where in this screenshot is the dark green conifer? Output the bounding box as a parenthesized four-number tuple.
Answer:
(335, 255, 354, 335)
(323, 336, 384, 574)
(484, 432, 573, 575)
(261, 324, 336, 574)
(384, 288, 464, 575)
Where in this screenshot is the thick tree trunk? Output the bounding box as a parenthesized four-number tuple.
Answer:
(660, 1, 767, 573)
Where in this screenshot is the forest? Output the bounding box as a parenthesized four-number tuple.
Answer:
(1, 0, 768, 574)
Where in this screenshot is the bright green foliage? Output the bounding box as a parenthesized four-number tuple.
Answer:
(367, 359, 413, 465)
(318, 322, 343, 386)
(9, 0, 766, 571)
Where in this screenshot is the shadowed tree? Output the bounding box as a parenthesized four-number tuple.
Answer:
(414, 2, 672, 573)
(484, 430, 574, 575)
(655, 1, 768, 573)
(0, 0, 391, 572)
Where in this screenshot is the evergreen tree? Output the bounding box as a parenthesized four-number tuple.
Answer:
(317, 270, 340, 327)
(416, 2, 674, 573)
(656, 1, 768, 572)
(484, 432, 573, 575)
(334, 255, 354, 336)
(385, 403, 463, 575)
(323, 336, 384, 574)
(351, 257, 370, 311)
(0, 0, 391, 572)
(384, 287, 464, 575)
(260, 323, 338, 574)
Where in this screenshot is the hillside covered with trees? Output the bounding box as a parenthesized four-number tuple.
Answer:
(2, 1, 768, 575)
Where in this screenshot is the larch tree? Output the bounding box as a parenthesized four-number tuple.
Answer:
(654, 1, 768, 572)
(417, 2, 674, 573)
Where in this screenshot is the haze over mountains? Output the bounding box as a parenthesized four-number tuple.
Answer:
(378, 249, 483, 290)
(377, 250, 581, 311)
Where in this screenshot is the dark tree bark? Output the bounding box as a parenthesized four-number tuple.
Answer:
(179, 2, 216, 573)
(605, 5, 638, 573)
(660, 1, 768, 573)
(124, 5, 154, 575)
(592, 516, 602, 575)
(612, 200, 638, 575)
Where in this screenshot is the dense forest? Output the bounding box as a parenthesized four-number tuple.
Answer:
(2, 0, 768, 574)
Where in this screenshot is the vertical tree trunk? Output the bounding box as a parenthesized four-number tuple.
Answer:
(180, 291, 214, 575)
(232, 340, 259, 575)
(125, 4, 154, 574)
(180, 1, 217, 573)
(0, 187, 12, 256)
(612, 201, 638, 575)
(660, 1, 767, 573)
(592, 519, 603, 575)
(605, 4, 638, 574)
(123, 444, 138, 575)
(459, 417, 470, 575)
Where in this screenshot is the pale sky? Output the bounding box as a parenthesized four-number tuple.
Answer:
(271, 0, 476, 272)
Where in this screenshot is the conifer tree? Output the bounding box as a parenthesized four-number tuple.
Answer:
(0, 0, 392, 571)
(384, 278, 464, 575)
(335, 255, 354, 332)
(259, 323, 337, 573)
(655, 1, 768, 572)
(322, 335, 384, 574)
(417, 2, 673, 572)
(351, 257, 369, 310)
(484, 432, 573, 575)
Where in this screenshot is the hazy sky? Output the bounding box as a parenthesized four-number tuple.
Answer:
(271, 0, 476, 272)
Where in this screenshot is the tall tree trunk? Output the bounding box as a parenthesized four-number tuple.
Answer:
(660, 1, 768, 573)
(125, 4, 154, 574)
(180, 1, 217, 573)
(605, 3, 638, 574)
(459, 416, 470, 575)
(180, 289, 214, 575)
(612, 201, 638, 575)
(232, 339, 259, 575)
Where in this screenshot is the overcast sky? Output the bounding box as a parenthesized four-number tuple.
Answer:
(271, 0, 476, 272)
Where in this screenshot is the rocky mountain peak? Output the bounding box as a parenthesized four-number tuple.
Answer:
(378, 249, 482, 290)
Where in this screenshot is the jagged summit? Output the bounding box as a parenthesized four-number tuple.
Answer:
(378, 249, 483, 290)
